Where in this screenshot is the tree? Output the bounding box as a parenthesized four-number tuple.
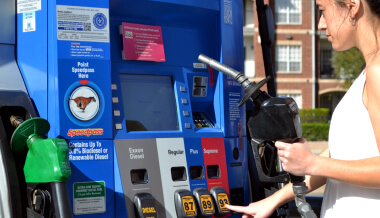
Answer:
(331, 48, 365, 88)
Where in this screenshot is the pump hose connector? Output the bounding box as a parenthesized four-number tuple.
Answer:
(293, 182, 317, 218)
(10, 115, 24, 128)
(198, 54, 251, 89)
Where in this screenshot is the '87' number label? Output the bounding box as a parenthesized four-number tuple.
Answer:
(182, 196, 196, 216)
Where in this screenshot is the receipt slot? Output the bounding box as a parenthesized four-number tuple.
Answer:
(210, 187, 230, 217)
(134, 193, 158, 218)
(174, 189, 197, 218)
(193, 188, 215, 217)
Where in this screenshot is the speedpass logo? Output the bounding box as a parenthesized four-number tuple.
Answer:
(67, 128, 103, 137)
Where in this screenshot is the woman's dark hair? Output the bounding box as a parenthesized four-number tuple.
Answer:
(334, 0, 380, 57)
(334, 0, 380, 19)
(365, 0, 380, 19)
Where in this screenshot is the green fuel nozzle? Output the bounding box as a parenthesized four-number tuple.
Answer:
(10, 116, 71, 183)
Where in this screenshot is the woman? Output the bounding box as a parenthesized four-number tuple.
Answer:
(226, 0, 380, 217)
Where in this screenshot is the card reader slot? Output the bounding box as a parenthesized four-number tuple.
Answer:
(189, 166, 204, 180)
(192, 76, 208, 97)
(131, 169, 149, 184)
(206, 165, 220, 179)
(171, 167, 187, 181)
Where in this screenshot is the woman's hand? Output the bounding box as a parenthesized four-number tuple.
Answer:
(225, 196, 277, 218)
(275, 138, 317, 176)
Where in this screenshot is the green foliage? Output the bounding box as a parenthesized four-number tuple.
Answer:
(301, 123, 330, 141)
(331, 48, 365, 88)
(299, 108, 330, 141)
(299, 108, 330, 123)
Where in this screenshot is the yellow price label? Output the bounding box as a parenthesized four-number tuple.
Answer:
(200, 194, 214, 215)
(182, 196, 197, 216)
(217, 193, 230, 213)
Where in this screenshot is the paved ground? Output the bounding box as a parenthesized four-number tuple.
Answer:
(308, 141, 328, 197)
(309, 141, 328, 156)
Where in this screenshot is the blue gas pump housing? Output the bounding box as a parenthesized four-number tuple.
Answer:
(16, 0, 249, 217)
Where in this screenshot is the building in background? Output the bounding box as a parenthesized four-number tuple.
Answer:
(243, 0, 255, 78)
(243, 0, 345, 114)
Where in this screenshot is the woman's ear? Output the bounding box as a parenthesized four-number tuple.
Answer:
(350, 0, 361, 18)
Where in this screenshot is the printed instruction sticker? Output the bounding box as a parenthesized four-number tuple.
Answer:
(228, 92, 241, 121)
(17, 0, 41, 13)
(73, 181, 106, 215)
(23, 11, 36, 32)
(122, 22, 165, 62)
(57, 5, 109, 42)
(224, 0, 233, 25)
(69, 43, 105, 59)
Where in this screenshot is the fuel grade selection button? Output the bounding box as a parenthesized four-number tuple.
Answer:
(134, 193, 158, 218)
(193, 188, 215, 216)
(210, 186, 230, 217)
(174, 189, 197, 218)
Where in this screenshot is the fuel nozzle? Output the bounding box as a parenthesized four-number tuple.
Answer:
(9, 116, 71, 183)
(198, 54, 317, 218)
(198, 54, 271, 107)
(198, 54, 251, 89)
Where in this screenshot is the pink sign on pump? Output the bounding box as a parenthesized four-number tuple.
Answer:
(122, 22, 165, 62)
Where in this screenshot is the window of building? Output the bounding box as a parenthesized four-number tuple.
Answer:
(275, 0, 302, 24)
(275, 45, 302, 73)
(243, 0, 254, 27)
(244, 39, 255, 78)
(320, 49, 333, 78)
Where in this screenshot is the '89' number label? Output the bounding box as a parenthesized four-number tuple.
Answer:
(200, 195, 214, 215)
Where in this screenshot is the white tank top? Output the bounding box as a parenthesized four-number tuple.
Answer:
(321, 72, 380, 218)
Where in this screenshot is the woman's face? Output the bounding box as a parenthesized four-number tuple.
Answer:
(317, 0, 355, 51)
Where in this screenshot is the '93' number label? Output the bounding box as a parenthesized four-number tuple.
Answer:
(217, 193, 230, 213)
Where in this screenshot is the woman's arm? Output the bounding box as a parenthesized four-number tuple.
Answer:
(225, 148, 329, 217)
(306, 148, 329, 193)
(310, 155, 380, 188)
(277, 138, 380, 188)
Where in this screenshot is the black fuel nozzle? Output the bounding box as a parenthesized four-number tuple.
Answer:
(198, 54, 317, 218)
(198, 54, 304, 184)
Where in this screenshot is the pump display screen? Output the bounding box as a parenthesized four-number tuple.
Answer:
(120, 74, 179, 131)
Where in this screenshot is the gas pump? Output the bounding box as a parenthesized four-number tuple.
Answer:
(0, 0, 251, 217)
